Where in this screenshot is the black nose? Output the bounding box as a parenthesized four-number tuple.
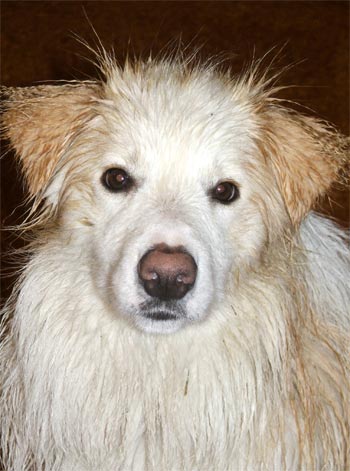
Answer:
(138, 244, 197, 301)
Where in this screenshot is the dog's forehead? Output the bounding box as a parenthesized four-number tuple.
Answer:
(100, 69, 257, 175)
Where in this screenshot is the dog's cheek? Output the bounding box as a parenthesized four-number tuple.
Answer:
(189, 216, 234, 306)
(228, 208, 268, 271)
(87, 220, 126, 305)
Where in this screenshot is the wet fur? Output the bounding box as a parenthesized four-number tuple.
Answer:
(1, 55, 349, 470)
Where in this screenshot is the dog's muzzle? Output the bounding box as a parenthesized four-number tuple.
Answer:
(137, 243, 197, 322)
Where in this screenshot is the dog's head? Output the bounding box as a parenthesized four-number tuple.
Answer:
(2, 59, 348, 334)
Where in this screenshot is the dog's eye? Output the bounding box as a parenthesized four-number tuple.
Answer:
(101, 168, 133, 192)
(211, 181, 239, 204)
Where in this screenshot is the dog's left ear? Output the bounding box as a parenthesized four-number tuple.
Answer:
(260, 108, 349, 225)
(1, 83, 101, 196)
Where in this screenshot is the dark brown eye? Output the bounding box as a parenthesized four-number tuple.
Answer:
(211, 181, 239, 204)
(101, 168, 133, 192)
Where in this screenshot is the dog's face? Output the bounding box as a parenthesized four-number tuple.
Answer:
(3, 60, 346, 334)
(58, 71, 280, 334)
(88, 76, 268, 334)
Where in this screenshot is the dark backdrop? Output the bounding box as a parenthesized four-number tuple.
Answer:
(1, 1, 349, 297)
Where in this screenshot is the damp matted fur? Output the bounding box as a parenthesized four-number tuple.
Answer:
(1, 51, 349, 470)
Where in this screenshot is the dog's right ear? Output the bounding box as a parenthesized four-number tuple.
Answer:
(1, 83, 101, 196)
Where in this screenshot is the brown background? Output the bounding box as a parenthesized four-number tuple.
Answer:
(1, 1, 349, 297)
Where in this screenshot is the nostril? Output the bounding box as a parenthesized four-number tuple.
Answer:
(138, 244, 197, 301)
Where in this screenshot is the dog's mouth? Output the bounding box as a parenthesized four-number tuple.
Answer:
(135, 300, 186, 333)
(143, 310, 178, 321)
(139, 300, 185, 321)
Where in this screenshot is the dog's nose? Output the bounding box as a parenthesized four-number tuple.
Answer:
(138, 244, 197, 300)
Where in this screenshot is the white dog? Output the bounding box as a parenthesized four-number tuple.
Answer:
(1, 54, 349, 471)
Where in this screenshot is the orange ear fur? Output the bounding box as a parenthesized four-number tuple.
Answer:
(259, 108, 349, 225)
(1, 84, 101, 196)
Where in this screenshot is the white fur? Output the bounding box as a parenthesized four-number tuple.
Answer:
(1, 58, 349, 470)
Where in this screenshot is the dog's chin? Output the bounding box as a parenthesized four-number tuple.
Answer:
(134, 315, 186, 334)
(133, 301, 187, 334)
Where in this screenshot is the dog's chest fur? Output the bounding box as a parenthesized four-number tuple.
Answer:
(7, 241, 297, 470)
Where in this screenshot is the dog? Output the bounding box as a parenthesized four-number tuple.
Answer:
(1, 53, 349, 471)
